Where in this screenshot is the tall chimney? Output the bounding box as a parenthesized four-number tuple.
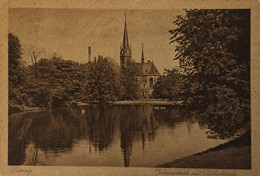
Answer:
(88, 46, 91, 62)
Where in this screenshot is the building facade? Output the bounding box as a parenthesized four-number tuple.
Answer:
(120, 15, 161, 99)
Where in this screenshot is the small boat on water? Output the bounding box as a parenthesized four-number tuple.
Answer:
(153, 106, 166, 110)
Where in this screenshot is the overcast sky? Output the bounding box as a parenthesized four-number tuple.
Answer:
(9, 8, 184, 74)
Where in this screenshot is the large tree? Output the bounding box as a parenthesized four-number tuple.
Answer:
(85, 56, 121, 102)
(170, 9, 250, 139)
(24, 55, 86, 108)
(8, 33, 26, 106)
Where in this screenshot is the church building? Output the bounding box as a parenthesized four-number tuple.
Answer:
(120, 15, 161, 99)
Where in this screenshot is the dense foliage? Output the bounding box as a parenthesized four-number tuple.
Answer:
(8, 34, 141, 111)
(23, 56, 88, 108)
(120, 60, 140, 100)
(8, 33, 26, 107)
(85, 56, 121, 102)
(153, 69, 186, 100)
(169, 9, 250, 139)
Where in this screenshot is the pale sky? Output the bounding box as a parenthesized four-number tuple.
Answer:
(9, 8, 184, 73)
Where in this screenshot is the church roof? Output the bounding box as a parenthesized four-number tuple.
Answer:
(134, 62, 161, 76)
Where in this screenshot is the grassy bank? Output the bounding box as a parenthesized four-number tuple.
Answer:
(158, 130, 251, 169)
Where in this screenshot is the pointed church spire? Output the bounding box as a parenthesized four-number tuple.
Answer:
(141, 43, 144, 63)
(123, 12, 129, 48)
(120, 12, 132, 67)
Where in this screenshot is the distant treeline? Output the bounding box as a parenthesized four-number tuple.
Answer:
(8, 33, 141, 110)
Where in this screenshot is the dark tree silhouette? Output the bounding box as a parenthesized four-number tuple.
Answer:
(8, 33, 26, 108)
(169, 9, 250, 139)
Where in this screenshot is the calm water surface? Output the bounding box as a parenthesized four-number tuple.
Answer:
(9, 105, 227, 167)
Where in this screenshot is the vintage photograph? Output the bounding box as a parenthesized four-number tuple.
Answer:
(8, 8, 250, 169)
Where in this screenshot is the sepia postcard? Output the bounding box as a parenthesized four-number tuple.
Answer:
(1, 0, 260, 176)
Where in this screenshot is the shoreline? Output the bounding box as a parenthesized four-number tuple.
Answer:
(9, 100, 179, 115)
(113, 100, 176, 105)
(8, 105, 43, 115)
(157, 130, 251, 169)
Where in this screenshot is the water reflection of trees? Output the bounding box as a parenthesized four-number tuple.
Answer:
(119, 105, 182, 167)
(9, 113, 32, 165)
(85, 105, 116, 152)
(9, 109, 86, 165)
(9, 105, 181, 166)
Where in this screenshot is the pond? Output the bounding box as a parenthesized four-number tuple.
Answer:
(8, 104, 228, 167)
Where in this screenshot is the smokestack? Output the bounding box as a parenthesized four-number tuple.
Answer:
(88, 46, 91, 62)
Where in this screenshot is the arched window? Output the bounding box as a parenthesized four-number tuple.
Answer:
(150, 77, 154, 88)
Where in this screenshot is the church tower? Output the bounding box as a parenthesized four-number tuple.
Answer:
(120, 14, 132, 67)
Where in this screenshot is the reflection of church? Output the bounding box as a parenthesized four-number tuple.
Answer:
(120, 15, 161, 99)
(120, 105, 159, 167)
